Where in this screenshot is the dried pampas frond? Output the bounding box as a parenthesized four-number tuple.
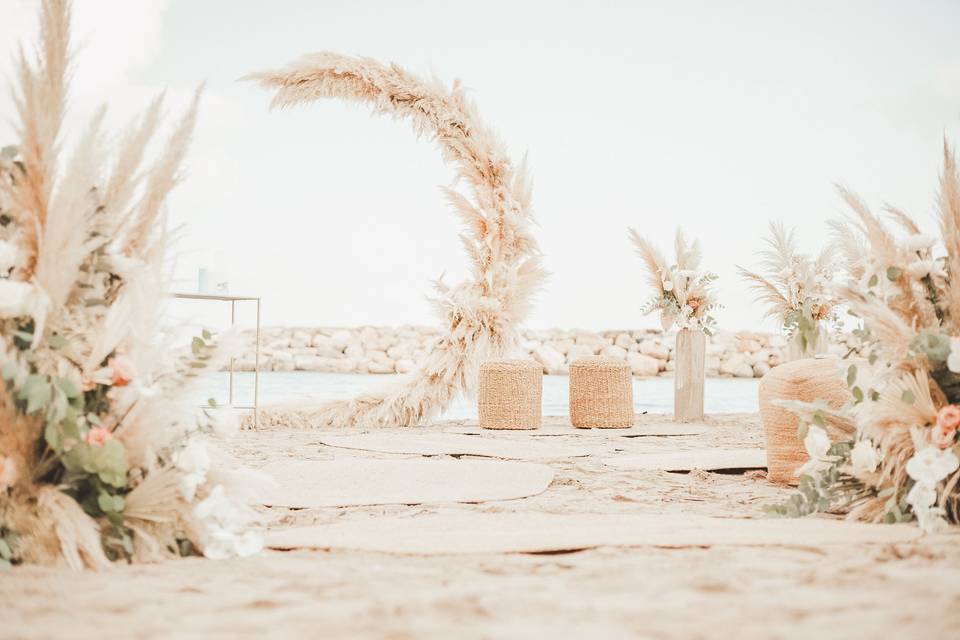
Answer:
(245, 54, 545, 427)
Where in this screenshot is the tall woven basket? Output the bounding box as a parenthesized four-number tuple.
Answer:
(758, 356, 850, 485)
(569, 357, 634, 428)
(478, 360, 542, 430)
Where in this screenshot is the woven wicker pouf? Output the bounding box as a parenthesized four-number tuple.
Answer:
(478, 360, 543, 430)
(758, 356, 851, 485)
(569, 356, 634, 428)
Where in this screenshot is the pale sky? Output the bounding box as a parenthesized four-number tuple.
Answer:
(2, 0, 959, 333)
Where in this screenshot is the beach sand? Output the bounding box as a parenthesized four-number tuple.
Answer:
(5, 413, 959, 639)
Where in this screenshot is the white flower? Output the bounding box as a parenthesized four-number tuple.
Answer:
(905, 446, 960, 488)
(193, 484, 262, 560)
(915, 506, 950, 534)
(0, 455, 18, 490)
(173, 440, 211, 501)
(906, 259, 945, 280)
(662, 278, 674, 292)
(0, 280, 35, 318)
(904, 233, 937, 253)
(948, 338, 960, 374)
(850, 439, 880, 474)
(0, 239, 18, 275)
(803, 425, 831, 461)
(906, 482, 937, 510)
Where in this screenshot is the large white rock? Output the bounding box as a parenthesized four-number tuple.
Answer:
(601, 345, 628, 360)
(614, 333, 635, 350)
(532, 344, 565, 374)
(565, 344, 594, 364)
(330, 330, 354, 350)
(720, 354, 754, 378)
(290, 330, 312, 349)
(367, 358, 396, 374)
(639, 340, 670, 360)
(627, 353, 660, 377)
(294, 355, 326, 371)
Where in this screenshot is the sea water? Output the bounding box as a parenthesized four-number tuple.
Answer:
(202, 372, 759, 419)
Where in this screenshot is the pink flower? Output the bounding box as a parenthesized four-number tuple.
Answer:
(934, 405, 960, 449)
(85, 427, 113, 446)
(108, 356, 136, 387)
(687, 297, 701, 310)
(0, 455, 18, 490)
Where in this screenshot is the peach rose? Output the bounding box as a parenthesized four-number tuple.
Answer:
(934, 405, 960, 449)
(108, 355, 136, 387)
(0, 455, 18, 490)
(85, 427, 113, 446)
(687, 297, 701, 310)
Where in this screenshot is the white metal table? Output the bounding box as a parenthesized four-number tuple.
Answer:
(172, 292, 261, 427)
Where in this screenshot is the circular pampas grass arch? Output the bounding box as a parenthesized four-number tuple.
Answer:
(245, 54, 545, 427)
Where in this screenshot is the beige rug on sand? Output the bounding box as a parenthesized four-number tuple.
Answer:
(603, 448, 767, 471)
(265, 512, 922, 554)
(257, 459, 555, 508)
(315, 432, 593, 459)
(444, 423, 707, 437)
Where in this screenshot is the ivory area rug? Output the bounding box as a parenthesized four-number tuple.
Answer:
(265, 512, 922, 555)
(444, 422, 707, 437)
(603, 448, 767, 471)
(257, 459, 555, 508)
(315, 432, 593, 460)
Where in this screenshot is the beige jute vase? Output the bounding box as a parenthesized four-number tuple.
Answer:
(478, 360, 542, 430)
(758, 356, 850, 485)
(569, 356, 634, 428)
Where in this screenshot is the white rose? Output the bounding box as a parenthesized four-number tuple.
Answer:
(173, 440, 211, 501)
(906, 482, 937, 510)
(803, 425, 831, 461)
(0, 239, 18, 275)
(948, 338, 960, 375)
(662, 278, 674, 292)
(906, 259, 945, 280)
(906, 446, 960, 488)
(850, 439, 880, 474)
(0, 280, 34, 318)
(904, 233, 937, 253)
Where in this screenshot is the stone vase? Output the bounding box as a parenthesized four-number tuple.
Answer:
(674, 329, 705, 422)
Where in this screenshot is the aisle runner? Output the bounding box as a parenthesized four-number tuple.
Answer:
(257, 459, 555, 508)
(603, 448, 767, 471)
(316, 432, 592, 459)
(266, 512, 921, 554)
(444, 422, 707, 437)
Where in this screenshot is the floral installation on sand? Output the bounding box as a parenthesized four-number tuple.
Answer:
(629, 228, 719, 335)
(0, 0, 260, 569)
(245, 53, 545, 427)
(767, 142, 960, 533)
(738, 222, 840, 357)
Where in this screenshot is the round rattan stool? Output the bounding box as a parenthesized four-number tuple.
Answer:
(478, 360, 542, 430)
(569, 356, 634, 428)
(758, 356, 851, 485)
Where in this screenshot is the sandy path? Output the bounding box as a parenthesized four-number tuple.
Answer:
(5, 413, 960, 639)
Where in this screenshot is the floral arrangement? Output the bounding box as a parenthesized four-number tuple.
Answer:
(629, 228, 719, 335)
(245, 53, 545, 427)
(0, 0, 260, 569)
(738, 222, 840, 356)
(767, 143, 960, 533)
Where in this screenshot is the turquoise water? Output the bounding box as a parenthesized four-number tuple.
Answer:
(202, 372, 759, 419)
